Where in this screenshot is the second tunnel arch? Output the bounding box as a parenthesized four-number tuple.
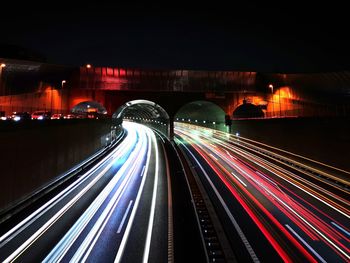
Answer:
(232, 101, 265, 119)
(174, 100, 226, 130)
(71, 101, 108, 118)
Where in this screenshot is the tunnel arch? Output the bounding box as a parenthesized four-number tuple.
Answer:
(175, 100, 226, 124)
(112, 99, 170, 137)
(232, 102, 264, 119)
(71, 101, 107, 118)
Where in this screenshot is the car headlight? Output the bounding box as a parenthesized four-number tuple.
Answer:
(38, 116, 44, 120)
(14, 116, 21, 121)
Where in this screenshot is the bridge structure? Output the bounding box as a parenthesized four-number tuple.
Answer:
(0, 58, 350, 136)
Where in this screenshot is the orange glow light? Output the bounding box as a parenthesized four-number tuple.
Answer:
(86, 64, 92, 69)
(279, 87, 294, 99)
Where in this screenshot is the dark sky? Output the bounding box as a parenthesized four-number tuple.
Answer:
(2, 1, 350, 72)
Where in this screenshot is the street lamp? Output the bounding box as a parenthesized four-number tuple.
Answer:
(269, 84, 274, 117)
(0, 63, 6, 96)
(85, 64, 93, 90)
(61, 80, 66, 113)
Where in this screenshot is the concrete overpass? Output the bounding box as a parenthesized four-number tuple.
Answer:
(1, 58, 350, 137)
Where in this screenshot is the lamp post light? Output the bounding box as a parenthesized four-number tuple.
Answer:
(85, 64, 92, 90)
(61, 80, 66, 114)
(269, 84, 274, 117)
(0, 63, 6, 96)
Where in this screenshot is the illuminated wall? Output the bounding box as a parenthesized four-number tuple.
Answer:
(79, 67, 257, 92)
(0, 88, 67, 115)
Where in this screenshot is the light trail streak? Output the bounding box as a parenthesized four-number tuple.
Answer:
(4, 125, 139, 262)
(114, 123, 155, 263)
(183, 137, 315, 262)
(175, 123, 350, 262)
(189, 123, 350, 176)
(49, 126, 147, 262)
(1, 122, 162, 263)
(176, 124, 350, 216)
(70, 137, 146, 262)
(211, 125, 350, 190)
(331, 222, 350, 237)
(219, 133, 350, 194)
(142, 129, 160, 263)
(207, 131, 350, 217)
(153, 129, 174, 263)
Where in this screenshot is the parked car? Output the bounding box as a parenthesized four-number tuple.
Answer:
(51, 113, 63, 120)
(11, 112, 31, 121)
(1, 111, 8, 120)
(63, 114, 75, 119)
(31, 111, 51, 120)
(75, 114, 85, 119)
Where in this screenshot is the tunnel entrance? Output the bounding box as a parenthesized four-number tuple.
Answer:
(175, 100, 226, 130)
(112, 100, 170, 137)
(232, 101, 264, 119)
(71, 101, 107, 118)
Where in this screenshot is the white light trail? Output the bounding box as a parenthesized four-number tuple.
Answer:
(142, 130, 160, 263)
(114, 124, 153, 262)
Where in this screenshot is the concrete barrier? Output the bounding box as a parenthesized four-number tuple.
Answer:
(0, 119, 114, 210)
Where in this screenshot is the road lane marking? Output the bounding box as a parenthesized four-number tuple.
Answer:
(140, 165, 146, 177)
(285, 224, 326, 263)
(117, 201, 134, 234)
(231, 172, 247, 187)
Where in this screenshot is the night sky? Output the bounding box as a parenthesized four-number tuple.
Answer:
(1, 1, 350, 72)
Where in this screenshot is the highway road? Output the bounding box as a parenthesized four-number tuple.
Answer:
(175, 122, 350, 262)
(0, 121, 171, 262)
